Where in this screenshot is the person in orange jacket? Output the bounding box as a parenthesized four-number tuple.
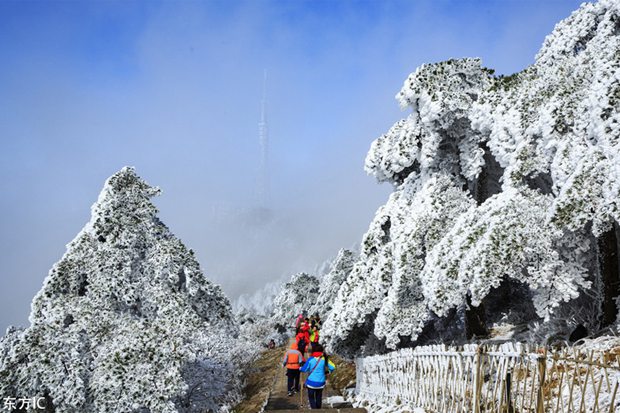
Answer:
(281, 342, 304, 396)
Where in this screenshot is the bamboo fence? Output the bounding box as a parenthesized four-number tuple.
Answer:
(355, 342, 620, 412)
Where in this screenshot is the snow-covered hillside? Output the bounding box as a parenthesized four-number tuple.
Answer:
(0, 168, 239, 412)
(324, 0, 620, 356)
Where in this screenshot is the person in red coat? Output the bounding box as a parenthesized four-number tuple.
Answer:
(296, 324, 310, 355)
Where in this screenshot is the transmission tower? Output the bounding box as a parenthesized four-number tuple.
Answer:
(257, 70, 270, 207)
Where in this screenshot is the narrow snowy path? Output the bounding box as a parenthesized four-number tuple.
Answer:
(263, 344, 366, 412)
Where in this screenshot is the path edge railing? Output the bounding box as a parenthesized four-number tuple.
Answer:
(353, 340, 620, 413)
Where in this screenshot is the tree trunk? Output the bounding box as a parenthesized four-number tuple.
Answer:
(465, 295, 488, 339)
(463, 142, 500, 339)
(468, 142, 503, 206)
(599, 222, 620, 327)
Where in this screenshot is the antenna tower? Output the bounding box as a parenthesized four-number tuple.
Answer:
(257, 70, 270, 207)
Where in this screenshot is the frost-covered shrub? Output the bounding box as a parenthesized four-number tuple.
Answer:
(365, 58, 494, 185)
(236, 310, 288, 349)
(470, 0, 620, 234)
(0, 168, 238, 413)
(233, 285, 289, 359)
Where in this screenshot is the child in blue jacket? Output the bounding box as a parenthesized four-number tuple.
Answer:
(300, 343, 336, 409)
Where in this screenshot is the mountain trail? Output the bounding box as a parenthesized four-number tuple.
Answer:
(263, 341, 365, 412)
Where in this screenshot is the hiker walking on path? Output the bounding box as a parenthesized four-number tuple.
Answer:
(309, 324, 319, 344)
(308, 314, 320, 344)
(296, 325, 310, 356)
(295, 313, 304, 329)
(313, 314, 322, 330)
(300, 343, 335, 409)
(281, 342, 304, 396)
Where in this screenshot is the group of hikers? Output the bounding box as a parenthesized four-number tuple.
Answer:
(281, 312, 335, 409)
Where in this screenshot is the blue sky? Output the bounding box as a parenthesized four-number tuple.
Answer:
(0, 0, 584, 331)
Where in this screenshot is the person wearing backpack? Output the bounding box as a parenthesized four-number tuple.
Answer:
(281, 342, 304, 396)
(296, 326, 310, 356)
(299, 343, 335, 409)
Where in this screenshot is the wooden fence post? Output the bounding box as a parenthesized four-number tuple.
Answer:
(504, 367, 512, 413)
(536, 348, 547, 413)
(355, 357, 361, 396)
(474, 345, 483, 413)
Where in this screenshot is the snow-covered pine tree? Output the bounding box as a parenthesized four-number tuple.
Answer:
(323, 58, 489, 355)
(0, 167, 238, 413)
(470, 0, 620, 327)
(421, 186, 591, 321)
(271, 273, 320, 329)
(234, 280, 281, 317)
(324, 0, 619, 355)
(310, 249, 356, 321)
(323, 174, 474, 354)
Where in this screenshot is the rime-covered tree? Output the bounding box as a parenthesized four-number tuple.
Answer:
(469, 0, 620, 326)
(234, 280, 281, 317)
(0, 167, 238, 413)
(323, 174, 474, 353)
(310, 249, 356, 320)
(324, 0, 620, 355)
(271, 273, 320, 329)
(421, 187, 590, 321)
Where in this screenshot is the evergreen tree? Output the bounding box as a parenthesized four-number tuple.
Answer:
(310, 249, 356, 320)
(0, 167, 238, 413)
(324, 0, 620, 355)
(271, 273, 320, 328)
